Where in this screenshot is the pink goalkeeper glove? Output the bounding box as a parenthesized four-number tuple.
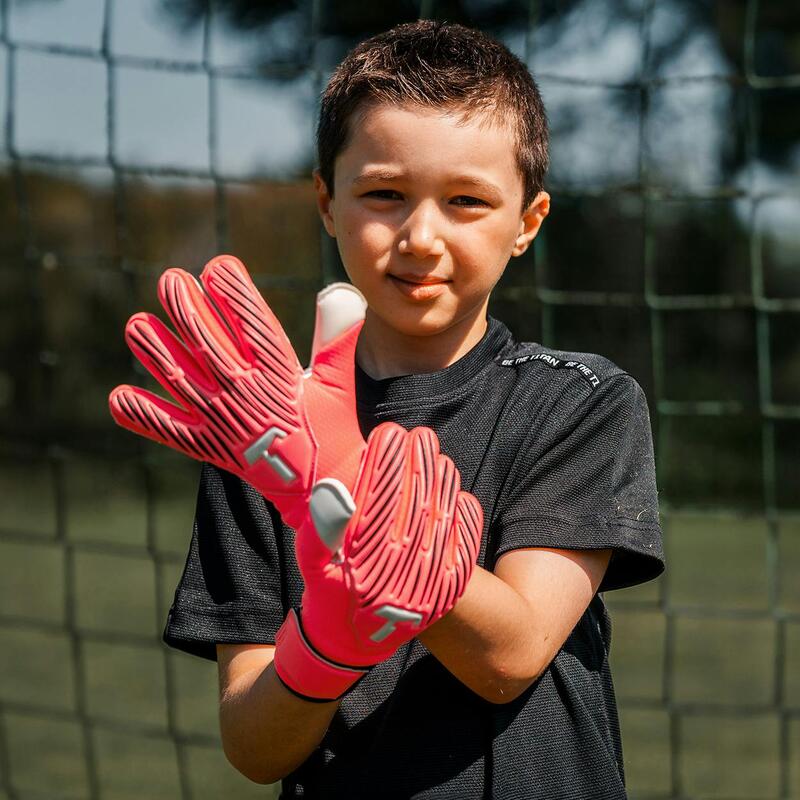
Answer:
(109, 255, 482, 700)
(110, 255, 368, 530)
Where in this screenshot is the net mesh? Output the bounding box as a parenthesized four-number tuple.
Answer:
(0, 0, 798, 797)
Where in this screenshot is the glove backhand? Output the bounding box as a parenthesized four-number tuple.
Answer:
(275, 421, 482, 700)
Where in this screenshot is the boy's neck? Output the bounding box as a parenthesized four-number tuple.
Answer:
(355, 304, 490, 380)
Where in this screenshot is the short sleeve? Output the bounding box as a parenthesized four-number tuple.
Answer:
(162, 462, 288, 661)
(491, 374, 665, 592)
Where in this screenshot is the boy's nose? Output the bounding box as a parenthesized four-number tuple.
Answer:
(398, 204, 446, 257)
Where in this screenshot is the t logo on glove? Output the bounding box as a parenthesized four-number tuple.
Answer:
(110, 255, 483, 701)
(244, 426, 298, 483)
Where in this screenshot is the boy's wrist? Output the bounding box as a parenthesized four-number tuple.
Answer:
(273, 608, 372, 702)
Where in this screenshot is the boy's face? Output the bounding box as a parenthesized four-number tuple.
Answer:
(314, 102, 549, 340)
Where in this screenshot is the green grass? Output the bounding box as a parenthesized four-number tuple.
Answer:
(2, 463, 800, 798)
(606, 513, 800, 798)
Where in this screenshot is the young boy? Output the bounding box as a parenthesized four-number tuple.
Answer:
(161, 19, 664, 799)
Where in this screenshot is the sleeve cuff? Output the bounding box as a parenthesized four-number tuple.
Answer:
(490, 514, 665, 592)
(162, 602, 282, 661)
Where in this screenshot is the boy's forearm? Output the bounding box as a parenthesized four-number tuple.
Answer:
(220, 565, 539, 784)
(416, 565, 542, 704)
(220, 661, 340, 785)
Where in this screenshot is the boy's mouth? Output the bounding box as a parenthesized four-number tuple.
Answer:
(388, 274, 450, 300)
(389, 272, 448, 286)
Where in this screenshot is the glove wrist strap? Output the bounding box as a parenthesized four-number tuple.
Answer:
(274, 608, 370, 702)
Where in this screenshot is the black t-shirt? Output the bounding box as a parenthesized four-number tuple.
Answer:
(163, 315, 665, 800)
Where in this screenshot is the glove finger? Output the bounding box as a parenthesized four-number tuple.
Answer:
(309, 283, 366, 390)
(416, 488, 481, 622)
(449, 491, 483, 602)
(456, 491, 483, 566)
(109, 384, 235, 465)
(302, 282, 368, 492)
(382, 426, 439, 604)
(345, 423, 409, 593)
(199, 256, 303, 387)
(158, 267, 250, 388)
(125, 312, 220, 413)
(413, 452, 459, 612)
(303, 478, 356, 566)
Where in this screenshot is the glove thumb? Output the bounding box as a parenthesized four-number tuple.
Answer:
(308, 283, 367, 390)
(300, 478, 356, 568)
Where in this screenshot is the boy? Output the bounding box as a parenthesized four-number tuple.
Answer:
(158, 19, 664, 800)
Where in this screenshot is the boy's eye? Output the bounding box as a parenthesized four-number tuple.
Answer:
(452, 195, 487, 207)
(365, 190, 401, 200)
(364, 191, 487, 207)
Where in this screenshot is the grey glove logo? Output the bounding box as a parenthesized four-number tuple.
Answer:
(244, 427, 296, 482)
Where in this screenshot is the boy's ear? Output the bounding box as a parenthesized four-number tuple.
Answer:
(512, 191, 550, 258)
(313, 168, 337, 238)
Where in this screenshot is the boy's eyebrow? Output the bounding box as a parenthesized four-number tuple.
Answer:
(352, 170, 502, 199)
(351, 170, 400, 186)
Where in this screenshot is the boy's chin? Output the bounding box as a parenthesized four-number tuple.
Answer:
(371, 303, 471, 338)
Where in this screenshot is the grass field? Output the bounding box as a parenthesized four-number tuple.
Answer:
(606, 514, 800, 798)
(1, 454, 798, 799)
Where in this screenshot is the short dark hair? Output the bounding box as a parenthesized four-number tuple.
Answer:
(316, 19, 549, 215)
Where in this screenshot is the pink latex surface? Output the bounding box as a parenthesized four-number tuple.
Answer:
(109, 255, 365, 529)
(296, 422, 483, 667)
(109, 255, 483, 700)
